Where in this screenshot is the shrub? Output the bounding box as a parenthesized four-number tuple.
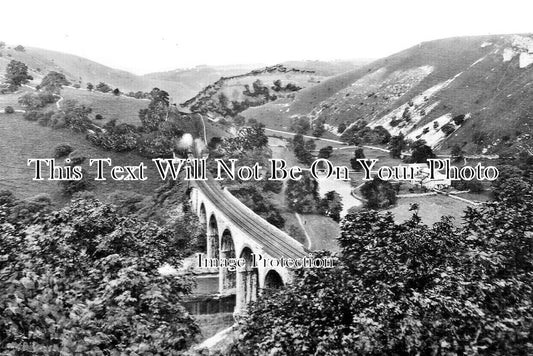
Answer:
(23, 111, 41, 121)
(14, 45, 25, 51)
(4, 106, 14, 114)
(95, 114, 104, 120)
(441, 123, 455, 136)
(54, 144, 74, 158)
(452, 114, 465, 125)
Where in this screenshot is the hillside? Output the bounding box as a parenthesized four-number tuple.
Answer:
(243, 34, 533, 155)
(0, 45, 251, 103)
(179, 64, 329, 120)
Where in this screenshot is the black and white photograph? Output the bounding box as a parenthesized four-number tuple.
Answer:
(1, 1, 532, 354)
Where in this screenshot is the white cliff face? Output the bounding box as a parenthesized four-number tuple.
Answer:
(519, 52, 533, 68)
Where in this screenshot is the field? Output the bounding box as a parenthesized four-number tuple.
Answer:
(387, 194, 471, 225)
(62, 87, 148, 125)
(0, 113, 164, 206)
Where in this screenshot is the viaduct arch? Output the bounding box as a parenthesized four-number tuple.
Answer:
(190, 179, 308, 314)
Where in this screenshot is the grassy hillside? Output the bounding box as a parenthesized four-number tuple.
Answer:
(0, 112, 162, 205)
(244, 34, 533, 155)
(0, 46, 230, 103)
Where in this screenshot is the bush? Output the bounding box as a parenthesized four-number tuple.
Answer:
(14, 45, 25, 51)
(95, 114, 104, 120)
(441, 123, 455, 136)
(4, 106, 14, 114)
(452, 114, 465, 125)
(23, 111, 40, 121)
(53, 143, 74, 158)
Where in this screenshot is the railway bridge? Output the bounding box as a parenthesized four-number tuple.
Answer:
(189, 178, 308, 313)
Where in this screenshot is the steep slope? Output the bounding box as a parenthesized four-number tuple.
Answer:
(245, 34, 533, 154)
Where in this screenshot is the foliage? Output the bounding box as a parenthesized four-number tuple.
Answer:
(290, 117, 310, 135)
(318, 146, 333, 160)
(4, 106, 14, 114)
(53, 143, 74, 158)
(350, 147, 365, 171)
(337, 122, 347, 134)
(40, 71, 71, 93)
(292, 134, 314, 165)
(4, 60, 33, 90)
(285, 171, 319, 213)
(361, 177, 397, 209)
(389, 132, 406, 159)
(312, 121, 326, 137)
(233, 193, 533, 355)
(95, 82, 112, 93)
(229, 185, 285, 228)
(139, 88, 170, 131)
(86, 82, 94, 91)
(451, 144, 464, 162)
(318, 190, 343, 222)
(0, 197, 199, 354)
(18, 92, 58, 110)
(14, 45, 25, 52)
(408, 139, 436, 163)
(441, 123, 455, 136)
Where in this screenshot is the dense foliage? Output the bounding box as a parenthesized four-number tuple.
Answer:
(233, 180, 533, 354)
(0, 195, 200, 354)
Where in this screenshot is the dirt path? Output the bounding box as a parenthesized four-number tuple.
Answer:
(294, 212, 313, 250)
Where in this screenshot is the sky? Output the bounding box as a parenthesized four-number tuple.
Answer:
(0, 0, 532, 74)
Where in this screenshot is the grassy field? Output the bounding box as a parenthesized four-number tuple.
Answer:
(0, 113, 164, 206)
(62, 87, 148, 125)
(387, 194, 472, 226)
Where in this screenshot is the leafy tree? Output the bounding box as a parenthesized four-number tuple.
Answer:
(95, 82, 112, 93)
(14, 45, 25, 51)
(409, 139, 435, 163)
(441, 123, 455, 136)
(317, 146, 333, 159)
(451, 144, 464, 162)
(86, 82, 94, 91)
(286, 171, 319, 213)
(389, 132, 406, 158)
(452, 114, 465, 125)
(0, 197, 199, 354)
(312, 121, 326, 137)
(318, 190, 343, 222)
(337, 122, 347, 134)
(350, 147, 365, 171)
(4, 106, 14, 114)
(139, 89, 171, 131)
(113, 88, 121, 96)
(4, 60, 33, 89)
(40, 71, 71, 93)
(234, 193, 533, 355)
(360, 177, 397, 209)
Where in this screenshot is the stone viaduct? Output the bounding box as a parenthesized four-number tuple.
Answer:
(189, 178, 308, 314)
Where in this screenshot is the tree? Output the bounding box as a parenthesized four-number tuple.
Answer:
(113, 88, 121, 96)
(234, 192, 533, 355)
(286, 171, 319, 213)
(4, 106, 14, 114)
(312, 121, 326, 137)
(318, 146, 333, 159)
(451, 144, 464, 162)
(86, 82, 94, 91)
(0, 197, 200, 354)
(14, 45, 25, 51)
(318, 191, 343, 222)
(139, 90, 170, 131)
(95, 82, 112, 93)
(389, 132, 407, 158)
(40, 71, 71, 93)
(4, 60, 33, 89)
(409, 139, 436, 163)
(337, 122, 347, 134)
(350, 147, 365, 171)
(360, 177, 397, 209)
